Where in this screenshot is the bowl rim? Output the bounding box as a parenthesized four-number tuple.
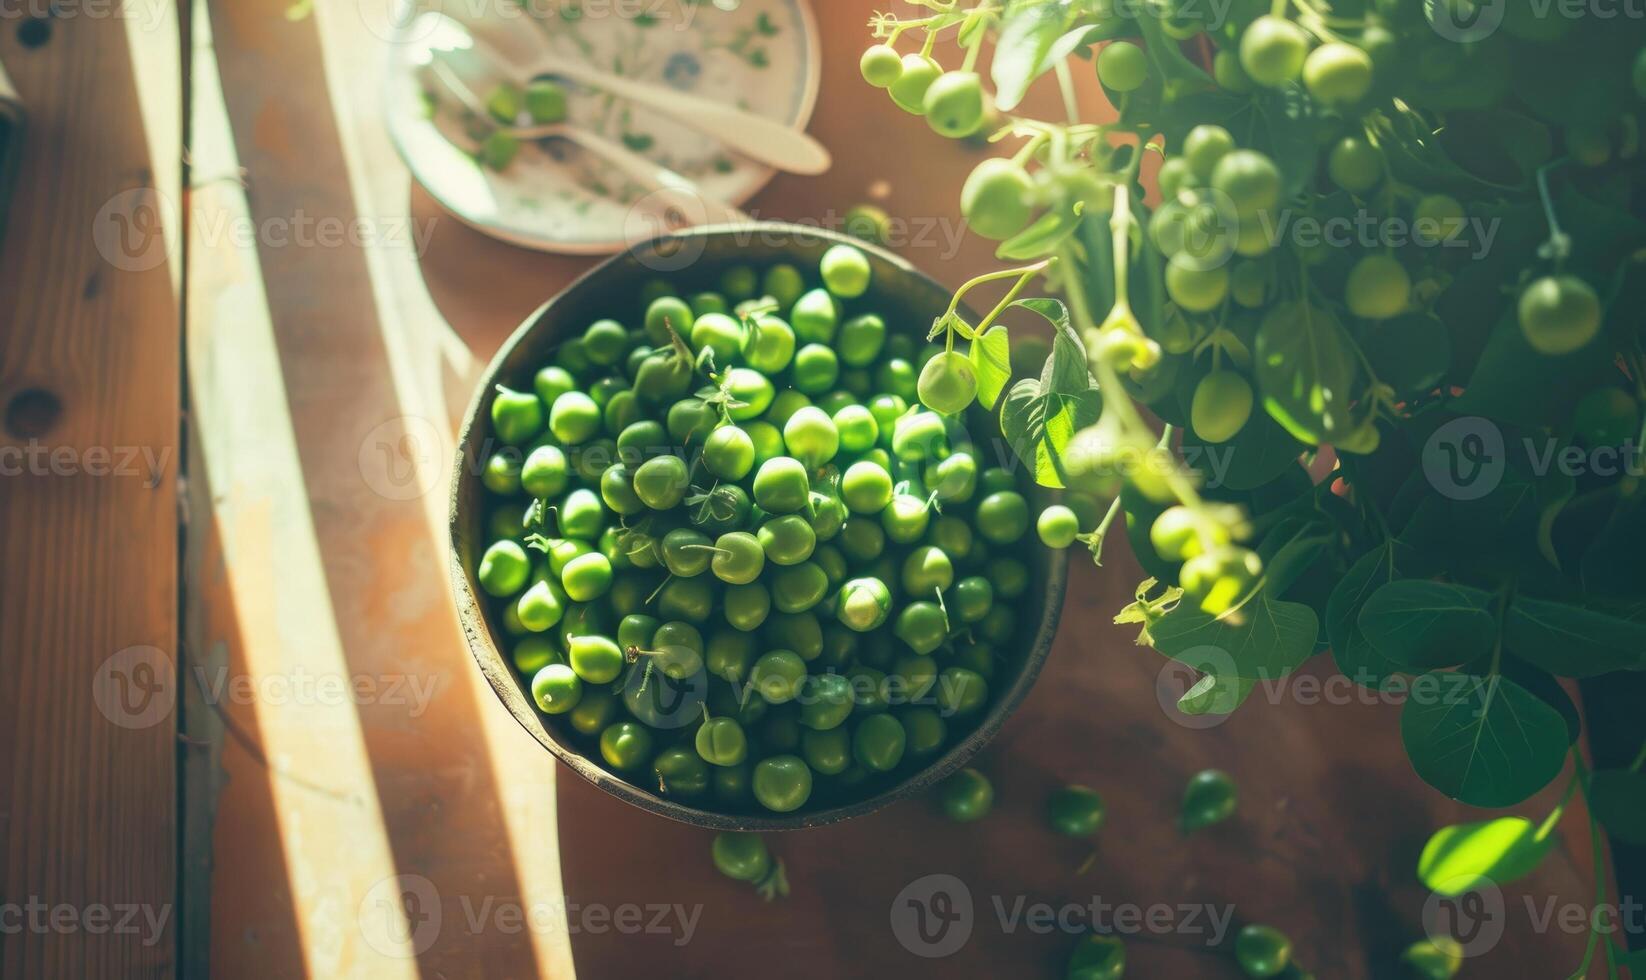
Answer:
(448, 221, 1068, 831)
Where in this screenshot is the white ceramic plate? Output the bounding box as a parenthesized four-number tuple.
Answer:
(383, 0, 820, 254)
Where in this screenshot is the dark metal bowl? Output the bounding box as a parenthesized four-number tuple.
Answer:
(450, 222, 1066, 831)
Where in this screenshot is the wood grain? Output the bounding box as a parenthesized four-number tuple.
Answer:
(0, 5, 181, 977)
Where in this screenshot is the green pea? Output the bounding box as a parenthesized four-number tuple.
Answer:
(975, 490, 1030, 544)
(763, 263, 805, 308)
(517, 578, 567, 632)
(798, 673, 855, 730)
(765, 389, 812, 428)
(790, 287, 838, 344)
(808, 492, 846, 542)
(752, 754, 813, 812)
(758, 514, 817, 566)
(852, 714, 907, 772)
(890, 653, 939, 702)
(478, 540, 531, 597)
(949, 576, 994, 623)
(567, 687, 619, 736)
(555, 336, 592, 375)
(703, 425, 756, 480)
(690, 292, 729, 317)
(653, 746, 711, 798)
(1181, 769, 1238, 833)
(900, 706, 947, 758)
(791, 343, 840, 394)
(688, 484, 752, 536)
(713, 761, 754, 805)
(695, 711, 748, 767)
(599, 464, 645, 516)
(723, 583, 772, 632)
(607, 571, 653, 616)
(666, 397, 718, 446)
(753, 457, 810, 513)
(936, 666, 988, 716)
(877, 358, 920, 404)
(1235, 925, 1292, 978)
(838, 313, 887, 366)
(866, 393, 908, 444)
(512, 636, 558, 674)
(771, 562, 828, 614)
(644, 295, 695, 346)
(749, 649, 807, 704)
(765, 611, 824, 661)
(838, 518, 887, 563)
(880, 493, 931, 544)
(657, 576, 714, 624)
(720, 265, 759, 301)
(598, 720, 655, 771)
(492, 384, 545, 445)
(927, 516, 974, 564)
(568, 634, 624, 684)
(742, 314, 796, 374)
(783, 406, 840, 468)
(534, 365, 576, 406)
(1048, 785, 1106, 837)
(617, 613, 661, 653)
(689, 312, 745, 365)
(1066, 934, 1126, 980)
(988, 556, 1030, 599)
(704, 531, 763, 584)
(558, 488, 606, 539)
(633, 455, 689, 510)
(482, 450, 523, 496)
(894, 601, 948, 655)
(926, 451, 978, 503)
(833, 404, 879, 453)
(801, 727, 852, 775)
(948, 641, 998, 682)
(711, 830, 770, 882)
(841, 460, 894, 514)
(745, 420, 786, 468)
(531, 663, 583, 714)
(837, 576, 892, 632)
(849, 665, 891, 714)
(974, 609, 1013, 648)
(891, 410, 948, 462)
(978, 467, 1016, 494)
(938, 768, 993, 822)
(706, 630, 757, 683)
(724, 368, 775, 420)
(617, 419, 668, 457)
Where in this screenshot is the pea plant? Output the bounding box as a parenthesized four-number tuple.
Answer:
(866, 0, 1646, 969)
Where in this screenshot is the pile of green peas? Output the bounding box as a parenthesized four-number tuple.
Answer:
(472, 243, 1041, 815)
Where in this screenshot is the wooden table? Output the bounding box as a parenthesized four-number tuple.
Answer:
(0, 0, 1618, 976)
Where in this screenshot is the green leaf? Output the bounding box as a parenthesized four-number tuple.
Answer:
(996, 204, 1082, 261)
(1358, 580, 1497, 671)
(999, 378, 1102, 489)
(1400, 673, 1569, 807)
(1328, 544, 1404, 688)
(1418, 817, 1555, 896)
(1254, 300, 1360, 445)
(968, 324, 1012, 411)
(990, 0, 1080, 112)
(1502, 597, 1646, 678)
(996, 300, 1100, 488)
(1149, 590, 1320, 681)
(1589, 770, 1646, 846)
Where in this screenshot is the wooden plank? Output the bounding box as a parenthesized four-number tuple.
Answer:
(0, 4, 182, 977)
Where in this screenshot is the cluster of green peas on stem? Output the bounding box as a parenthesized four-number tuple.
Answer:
(474, 242, 1049, 817)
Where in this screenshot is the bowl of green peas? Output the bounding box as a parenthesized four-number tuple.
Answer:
(450, 223, 1066, 830)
